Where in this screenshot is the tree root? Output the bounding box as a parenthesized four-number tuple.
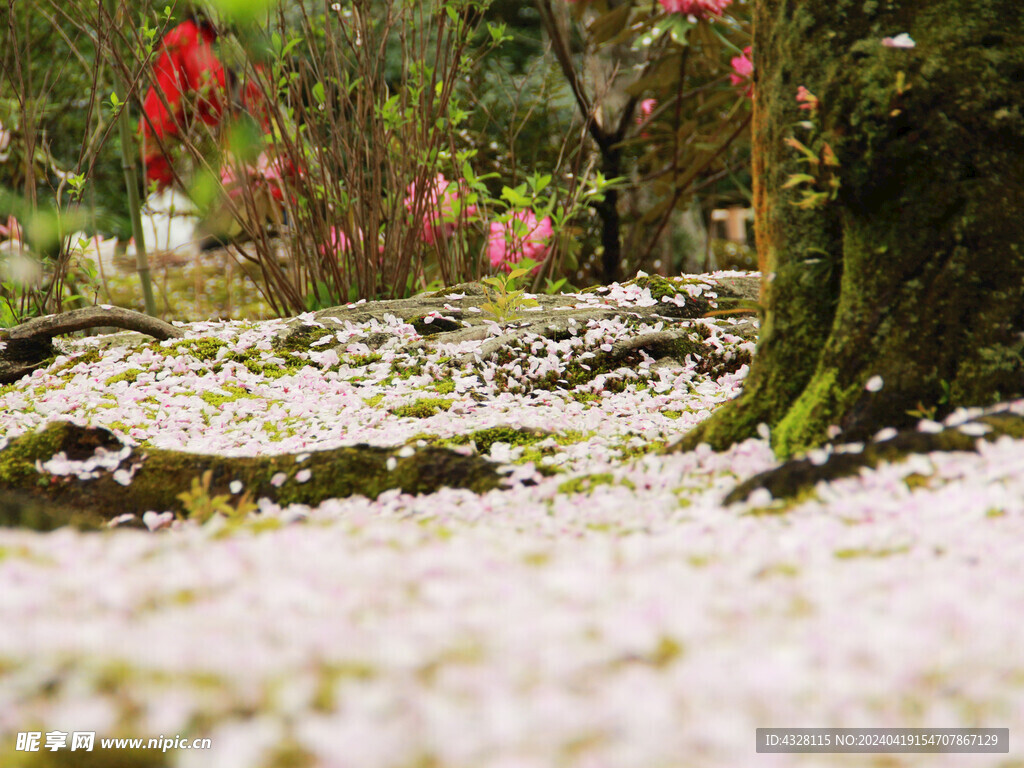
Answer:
(725, 410, 1024, 504)
(0, 306, 183, 384)
(0, 421, 504, 528)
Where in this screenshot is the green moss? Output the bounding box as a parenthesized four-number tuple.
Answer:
(950, 344, 1024, 408)
(363, 393, 386, 408)
(1, 419, 505, 520)
(756, 562, 801, 578)
(770, 368, 860, 457)
(624, 275, 716, 318)
(348, 353, 383, 367)
(615, 440, 666, 460)
(47, 347, 103, 376)
(393, 360, 425, 379)
(558, 473, 619, 494)
(275, 325, 338, 353)
(728, 412, 1024, 504)
(0, 422, 70, 486)
(904, 472, 932, 490)
(261, 422, 286, 442)
(389, 398, 454, 419)
(834, 546, 911, 559)
(433, 378, 456, 394)
(165, 338, 229, 361)
(522, 550, 552, 566)
(104, 368, 143, 386)
(161, 337, 311, 380)
(445, 426, 552, 454)
(200, 385, 256, 407)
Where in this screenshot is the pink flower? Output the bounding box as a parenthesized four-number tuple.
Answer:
(404, 174, 477, 246)
(658, 0, 732, 19)
(487, 210, 553, 273)
(636, 99, 657, 137)
(325, 226, 356, 254)
(220, 152, 289, 202)
(730, 46, 753, 96)
(0, 216, 22, 242)
(796, 86, 819, 112)
(323, 225, 385, 259)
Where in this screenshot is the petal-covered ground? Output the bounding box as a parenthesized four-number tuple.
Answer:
(1, 274, 1022, 768)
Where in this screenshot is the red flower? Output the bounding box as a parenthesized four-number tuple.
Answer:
(658, 0, 733, 19)
(139, 19, 227, 190)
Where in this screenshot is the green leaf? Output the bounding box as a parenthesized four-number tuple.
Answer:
(781, 173, 816, 189)
(517, 257, 540, 274)
(500, 185, 532, 208)
(709, 24, 748, 56)
(587, 5, 631, 45)
(487, 22, 511, 44)
(205, 0, 275, 22)
(665, 16, 694, 45)
(784, 137, 819, 163)
(528, 174, 551, 193)
(624, 53, 684, 95)
(792, 191, 829, 209)
(545, 278, 568, 295)
(227, 118, 263, 163)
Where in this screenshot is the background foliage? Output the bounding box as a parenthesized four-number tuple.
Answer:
(1, 0, 752, 321)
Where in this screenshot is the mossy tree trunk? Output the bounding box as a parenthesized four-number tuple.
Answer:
(680, 0, 1024, 458)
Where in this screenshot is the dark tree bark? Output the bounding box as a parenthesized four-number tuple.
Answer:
(678, 0, 1024, 457)
(596, 156, 623, 284)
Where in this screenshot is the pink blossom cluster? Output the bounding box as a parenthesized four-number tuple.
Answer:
(658, 0, 733, 19)
(636, 98, 657, 138)
(796, 85, 820, 112)
(0, 215, 22, 243)
(398, 173, 554, 274)
(323, 225, 383, 257)
(487, 210, 554, 273)
(220, 152, 291, 203)
(730, 46, 753, 96)
(403, 174, 478, 246)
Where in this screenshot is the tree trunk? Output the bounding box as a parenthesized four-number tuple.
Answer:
(677, 0, 1024, 458)
(597, 163, 623, 284)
